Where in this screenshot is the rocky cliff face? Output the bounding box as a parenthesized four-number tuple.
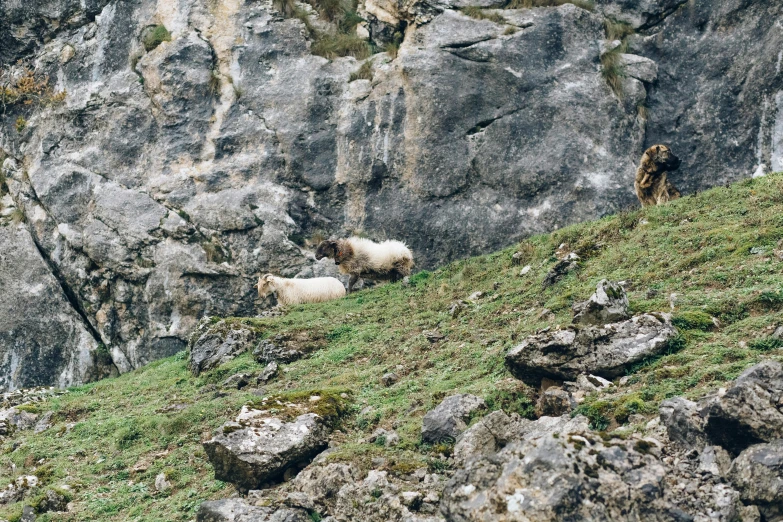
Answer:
(1, 0, 781, 389)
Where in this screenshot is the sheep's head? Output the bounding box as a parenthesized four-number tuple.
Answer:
(315, 240, 339, 264)
(256, 274, 276, 298)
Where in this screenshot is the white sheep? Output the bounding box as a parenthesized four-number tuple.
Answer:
(315, 237, 414, 292)
(256, 274, 346, 306)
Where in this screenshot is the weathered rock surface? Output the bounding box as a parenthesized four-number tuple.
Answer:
(572, 279, 630, 325)
(702, 361, 783, 455)
(442, 429, 677, 521)
(421, 394, 485, 444)
(196, 498, 309, 522)
(506, 313, 678, 384)
(729, 439, 783, 521)
(203, 406, 332, 491)
(0, 213, 113, 390)
(659, 396, 709, 448)
(188, 323, 254, 377)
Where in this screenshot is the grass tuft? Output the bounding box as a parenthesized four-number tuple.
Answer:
(504, 0, 594, 10)
(141, 25, 172, 52)
(311, 33, 372, 60)
(349, 60, 374, 82)
(461, 6, 507, 23)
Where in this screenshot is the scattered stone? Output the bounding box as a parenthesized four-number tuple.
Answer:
(188, 324, 254, 376)
(536, 387, 575, 417)
(253, 339, 303, 365)
(586, 374, 613, 389)
(33, 412, 53, 434)
(257, 361, 279, 384)
(368, 428, 400, 447)
(519, 265, 532, 276)
(0, 475, 39, 506)
(400, 491, 422, 509)
(698, 445, 732, 477)
(729, 439, 783, 521)
(380, 372, 399, 387)
(659, 396, 709, 448)
(772, 325, 783, 340)
(36, 488, 68, 513)
(542, 253, 579, 289)
(453, 410, 529, 465)
(221, 373, 252, 390)
(203, 407, 332, 491)
(505, 313, 678, 384)
(421, 394, 486, 444)
(467, 291, 484, 301)
(253, 332, 327, 365)
(291, 462, 360, 508)
(511, 252, 524, 265)
(20, 505, 35, 522)
(422, 330, 445, 343)
(155, 473, 172, 492)
(572, 280, 630, 325)
(449, 301, 468, 319)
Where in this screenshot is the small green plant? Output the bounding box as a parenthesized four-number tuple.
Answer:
(604, 18, 634, 40)
(748, 336, 783, 352)
(311, 33, 372, 60)
(142, 25, 172, 52)
(349, 60, 374, 82)
(208, 70, 221, 96)
(315, 0, 349, 21)
(503, 26, 518, 35)
(14, 116, 26, 133)
(601, 46, 626, 98)
(273, 0, 297, 16)
(672, 311, 714, 331)
(461, 6, 507, 24)
(504, 0, 594, 10)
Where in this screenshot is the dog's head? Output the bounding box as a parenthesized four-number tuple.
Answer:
(315, 240, 339, 263)
(646, 144, 681, 172)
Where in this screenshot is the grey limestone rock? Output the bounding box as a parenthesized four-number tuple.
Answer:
(203, 407, 331, 491)
(421, 394, 486, 444)
(188, 325, 254, 377)
(729, 439, 783, 522)
(572, 279, 630, 326)
(506, 313, 678, 384)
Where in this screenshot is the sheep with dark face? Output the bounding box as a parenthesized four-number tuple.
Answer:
(256, 274, 345, 306)
(315, 237, 414, 293)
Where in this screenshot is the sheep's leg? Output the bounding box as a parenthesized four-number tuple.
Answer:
(348, 274, 359, 293)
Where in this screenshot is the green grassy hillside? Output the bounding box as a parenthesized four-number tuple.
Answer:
(2, 174, 783, 521)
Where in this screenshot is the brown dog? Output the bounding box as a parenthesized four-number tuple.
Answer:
(635, 145, 682, 207)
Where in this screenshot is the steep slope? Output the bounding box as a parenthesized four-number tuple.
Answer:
(1, 0, 782, 388)
(0, 173, 780, 521)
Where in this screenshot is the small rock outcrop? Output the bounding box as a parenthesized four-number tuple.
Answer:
(203, 405, 332, 491)
(702, 361, 783, 455)
(660, 361, 783, 456)
(196, 498, 309, 522)
(506, 313, 678, 384)
(442, 429, 675, 521)
(572, 279, 630, 325)
(729, 440, 783, 521)
(188, 322, 254, 377)
(421, 394, 486, 444)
